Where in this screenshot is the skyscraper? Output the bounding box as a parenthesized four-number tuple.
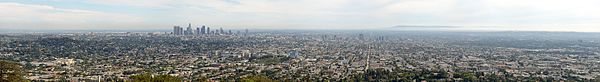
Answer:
(359, 34, 364, 40)
(333, 35, 337, 40)
(215, 29, 219, 35)
(200, 26, 206, 34)
(188, 23, 191, 28)
(185, 23, 193, 35)
(196, 27, 200, 35)
(178, 26, 184, 35)
(206, 27, 210, 35)
(219, 27, 224, 34)
(288, 50, 300, 58)
(173, 26, 183, 35)
(173, 26, 179, 35)
(377, 36, 384, 41)
(185, 27, 192, 35)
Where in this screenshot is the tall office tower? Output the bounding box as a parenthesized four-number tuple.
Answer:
(173, 26, 179, 35)
(185, 27, 193, 35)
(177, 26, 185, 35)
(188, 23, 191, 28)
(333, 35, 338, 40)
(219, 27, 224, 34)
(200, 26, 206, 34)
(173, 26, 184, 35)
(196, 27, 200, 35)
(206, 27, 210, 35)
(179, 26, 184, 35)
(358, 34, 364, 40)
(377, 36, 384, 41)
(288, 50, 300, 58)
(215, 29, 219, 35)
(228, 30, 232, 34)
(183, 23, 192, 35)
(236, 31, 240, 35)
(245, 28, 248, 34)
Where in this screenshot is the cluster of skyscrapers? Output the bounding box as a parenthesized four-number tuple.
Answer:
(173, 23, 247, 35)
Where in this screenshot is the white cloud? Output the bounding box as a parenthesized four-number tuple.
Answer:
(0, 2, 145, 30)
(86, 0, 172, 8)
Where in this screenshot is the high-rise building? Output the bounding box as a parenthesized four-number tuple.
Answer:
(196, 27, 200, 35)
(173, 26, 186, 35)
(188, 23, 191, 28)
(288, 50, 300, 58)
(200, 26, 206, 34)
(359, 34, 364, 40)
(185, 23, 193, 35)
(173, 26, 181, 35)
(178, 26, 184, 35)
(219, 27, 224, 34)
(185, 27, 192, 35)
(215, 29, 219, 34)
(333, 35, 337, 40)
(228, 30, 232, 34)
(206, 27, 210, 35)
(173, 26, 177, 35)
(245, 29, 248, 34)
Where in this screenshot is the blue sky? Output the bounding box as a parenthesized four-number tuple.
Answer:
(1, 0, 600, 32)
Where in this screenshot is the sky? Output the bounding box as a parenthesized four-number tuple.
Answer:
(1, 0, 600, 32)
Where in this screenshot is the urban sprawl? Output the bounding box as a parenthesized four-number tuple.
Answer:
(1, 23, 600, 81)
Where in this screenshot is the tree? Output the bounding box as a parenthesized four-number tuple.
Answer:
(129, 73, 181, 82)
(240, 75, 276, 82)
(0, 60, 28, 82)
(197, 75, 210, 82)
(595, 76, 600, 82)
(454, 72, 477, 81)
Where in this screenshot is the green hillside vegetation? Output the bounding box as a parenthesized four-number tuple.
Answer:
(0, 60, 28, 82)
(129, 73, 182, 82)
